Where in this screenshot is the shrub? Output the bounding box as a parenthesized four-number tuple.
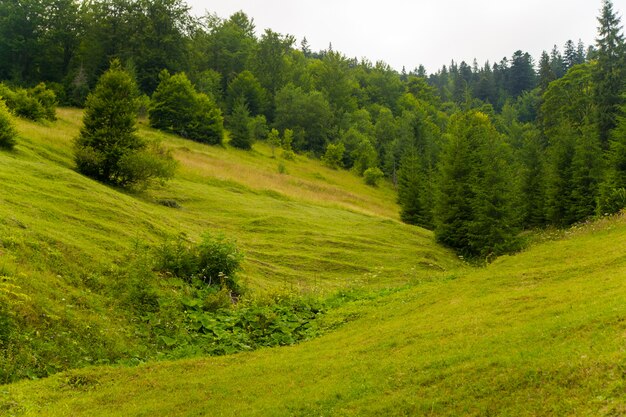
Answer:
(363, 167, 384, 186)
(155, 233, 243, 293)
(282, 128, 295, 160)
(322, 142, 345, 169)
(0, 100, 17, 149)
(149, 70, 224, 145)
(0, 83, 57, 121)
(29, 83, 57, 121)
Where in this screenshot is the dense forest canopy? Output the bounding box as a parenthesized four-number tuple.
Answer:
(1, 0, 625, 258)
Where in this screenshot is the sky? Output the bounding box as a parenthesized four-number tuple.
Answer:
(187, 0, 626, 74)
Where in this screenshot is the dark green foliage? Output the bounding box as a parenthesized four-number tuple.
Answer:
(226, 70, 268, 116)
(149, 70, 224, 145)
(519, 128, 547, 228)
(250, 115, 269, 141)
(593, 0, 626, 147)
(0, 100, 17, 149)
(544, 124, 577, 226)
(228, 98, 253, 150)
(434, 111, 518, 258)
(598, 106, 626, 214)
(0, 83, 56, 122)
(176, 292, 325, 355)
(398, 149, 431, 228)
(29, 83, 57, 121)
(75, 60, 175, 188)
(154, 233, 243, 293)
(274, 83, 332, 155)
(570, 125, 603, 220)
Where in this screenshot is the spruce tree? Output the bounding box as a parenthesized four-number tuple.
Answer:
(75, 60, 144, 184)
(228, 98, 253, 150)
(598, 105, 626, 214)
(519, 127, 547, 228)
(594, 0, 626, 147)
(544, 124, 577, 226)
(570, 124, 603, 221)
(398, 148, 432, 228)
(75, 60, 175, 188)
(434, 111, 518, 258)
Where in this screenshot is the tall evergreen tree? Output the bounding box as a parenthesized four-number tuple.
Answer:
(598, 103, 626, 213)
(228, 97, 253, 150)
(435, 111, 517, 258)
(594, 0, 626, 147)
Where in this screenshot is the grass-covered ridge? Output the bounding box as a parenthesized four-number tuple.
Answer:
(3, 213, 626, 416)
(0, 109, 459, 383)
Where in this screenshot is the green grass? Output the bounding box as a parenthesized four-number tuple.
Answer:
(3, 109, 626, 416)
(3, 214, 626, 416)
(0, 108, 459, 383)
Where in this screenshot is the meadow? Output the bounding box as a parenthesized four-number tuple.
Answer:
(1, 109, 625, 416)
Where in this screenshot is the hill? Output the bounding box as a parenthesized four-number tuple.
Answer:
(0, 109, 459, 384)
(2, 213, 626, 416)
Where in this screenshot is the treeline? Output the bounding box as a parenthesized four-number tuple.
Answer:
(1, 0, 625, 258)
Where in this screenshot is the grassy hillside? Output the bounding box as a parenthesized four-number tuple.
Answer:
(3, 213, 626, 416)
(0, 109, 459, 383)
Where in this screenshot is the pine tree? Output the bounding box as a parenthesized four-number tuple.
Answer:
(570, 123, 603, 221)
(594, 0, 626, 147)
(75, 60, 175, 187)
(398, 148, 432, 228)
(598, 104, 626, 214)
(434, 111, 518, 258)
(228, 98, 253, 150)
(538, 51, 556, 92)
(519, 127, 547, 228)
(544, 124, 577, 226)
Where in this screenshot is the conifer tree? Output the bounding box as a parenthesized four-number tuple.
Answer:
(435, 111, 517, 258)
(594, 0, 626, 147)
(228, 98, 253, 150)
(598, 105, 626, 214)
(75, 60, 175, 187)
(397, 148, 432, 228)
(518, 128, 547, 228)
(544, 124, 577, 226)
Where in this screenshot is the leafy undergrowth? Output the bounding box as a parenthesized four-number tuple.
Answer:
(0, 109, 459, 384)
(2, 213, 625, 416)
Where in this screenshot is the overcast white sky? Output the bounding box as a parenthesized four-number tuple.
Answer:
(188, 0, 626, 74)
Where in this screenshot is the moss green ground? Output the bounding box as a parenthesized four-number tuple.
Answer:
(2, 110, 626, 416)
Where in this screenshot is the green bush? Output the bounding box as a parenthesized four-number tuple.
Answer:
(149, 70, 224, 145)
(0, 83, 57, 121)
(155, 233, 243, 293)
(363, 167, 384, 186)
(322, 142, 345, 169)
(29, 83, 57, 121)
(0, 100, 17, 149)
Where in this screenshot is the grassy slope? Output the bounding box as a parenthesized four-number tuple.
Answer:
(1, 108, 456, 292)
(0, 109, 458, 382)
(3, 214, 626, 416)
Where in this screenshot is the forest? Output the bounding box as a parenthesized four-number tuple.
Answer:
(1, 0, 625, 259)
